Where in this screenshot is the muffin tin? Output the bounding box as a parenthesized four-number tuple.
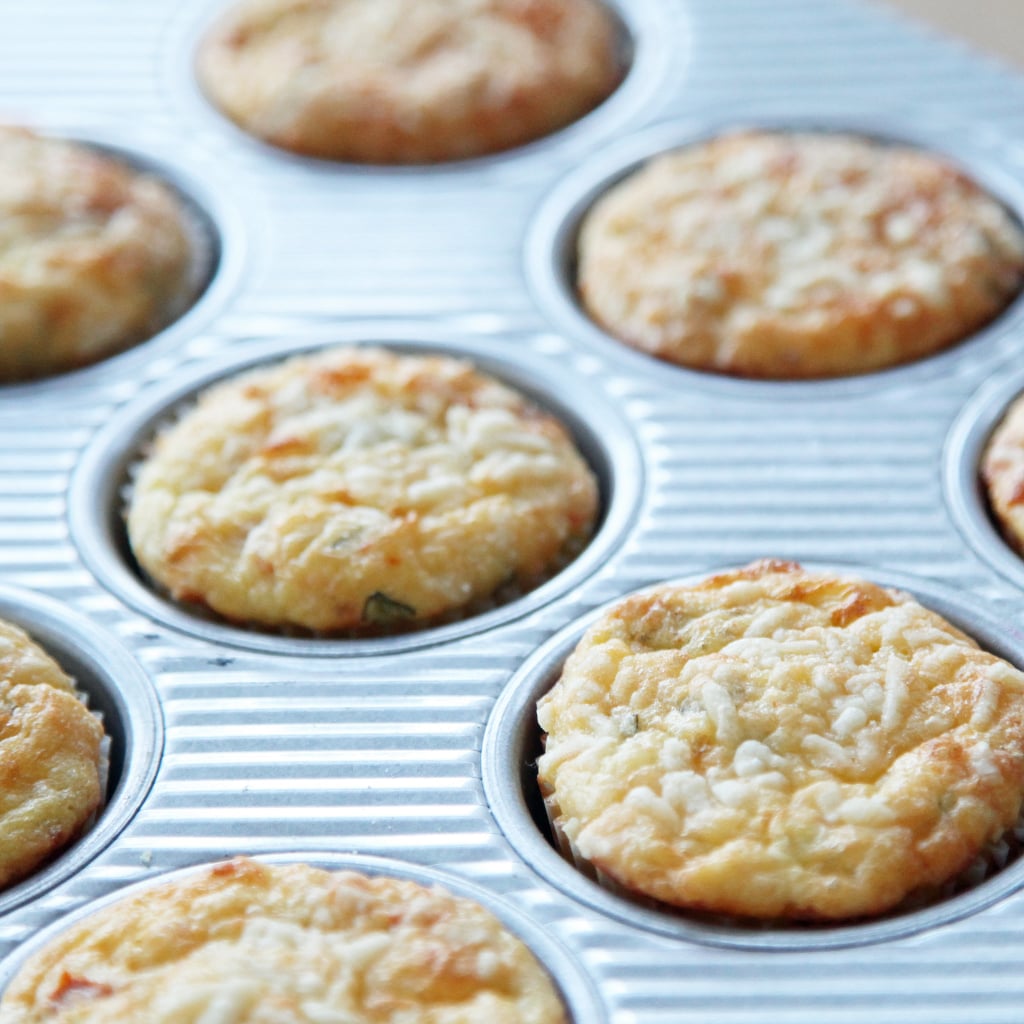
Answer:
(7, 0, 1024, 1020)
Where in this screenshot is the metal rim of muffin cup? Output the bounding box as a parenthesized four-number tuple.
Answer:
(67, 330, 644, 658)
(165, 0, 685, 175)
(524, 107, 1024, 400)
(0, 122, 244, 398)
(0, 851, 608, 1023)
(0, 583, 163, 917)
(944, 365, 1024, 592)
(481, 563, 1024, 952)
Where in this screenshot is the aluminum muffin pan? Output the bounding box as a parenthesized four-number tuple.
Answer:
(525, 107, 1024, 401)
(0, 124, 245, 402)
(0, 583, 162, 917)
(482, 565, 1024, 952)
(0, 852, 607, 1023)
(8, 0, 1024, 1021)
(68, 329, 643, 657)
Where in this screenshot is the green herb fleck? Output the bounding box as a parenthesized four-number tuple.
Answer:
(362, 592, 416, 625)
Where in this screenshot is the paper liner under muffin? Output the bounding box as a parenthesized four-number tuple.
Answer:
(540, 790, 654, 908)
(539, 771, 1024, 926)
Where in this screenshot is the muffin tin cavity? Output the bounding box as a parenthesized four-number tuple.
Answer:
(482, 566, 1024, 951)
(0, 584, 162, 916)
(525, 113, 1024, 400)
(0, 852, 607, 1024)
(173, 0, 680, 172)
(946, 367, 1024, 591)
(68, 334, 643, 657)
(0, 130, 239, 397)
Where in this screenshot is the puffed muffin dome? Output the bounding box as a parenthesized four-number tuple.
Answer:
(196, 0, 624, 163)
(0, 126, 205, 382)
(0, 857, 569, 1023)
(0, 616, 105, 891)
(577, 131, 1024, 379)
(538, 559, 1024, 920)
(126, 345, 599, 634)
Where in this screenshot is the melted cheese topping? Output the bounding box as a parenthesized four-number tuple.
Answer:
(127, 346, 598, 633)
(538, 560, 1024, 919)
(0, 859, 567, 1024)
(578, 132, 1024, 379)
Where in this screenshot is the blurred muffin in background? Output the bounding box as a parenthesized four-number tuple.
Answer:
(577, 131, 1024, 379)
(0, 127, 206, 383)
(196, 0, 625, 163)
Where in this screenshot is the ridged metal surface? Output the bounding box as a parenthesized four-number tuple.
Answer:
(3, 1, 1024, 1021)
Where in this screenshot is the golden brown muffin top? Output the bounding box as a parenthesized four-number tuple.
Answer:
(577, 131, 1024, 379)
(0, 857, 568, 1024)
(127, 346, 598, 634)
(538, 560, 1024, 919)
(982, 393, 1024, 557)
(0, 618, 104, 891)
(196, 0, 623, 162)
(0, 126, 203, 381)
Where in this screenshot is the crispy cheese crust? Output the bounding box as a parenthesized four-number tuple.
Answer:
(126, 346, 598, 633)
(981, 393, 1024, 556)
(0, 857, 568, 1024)
(0, 619, 104, 891)
(0, 127, 203, 382)
(537, 560, 1024, 920)
(577, 131, 1024, 379)
(195, 0, 623, 163)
